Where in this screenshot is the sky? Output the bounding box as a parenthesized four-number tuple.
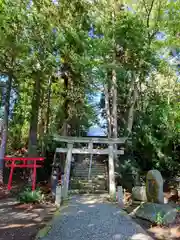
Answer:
(87, 92, 107, 136)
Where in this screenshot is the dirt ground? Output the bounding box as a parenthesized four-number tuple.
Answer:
(0, 184, 179, 240)
(0, 184, 57, 240)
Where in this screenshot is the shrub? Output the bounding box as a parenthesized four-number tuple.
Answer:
(155, 211, 164, 226)
(17, 186, 44, 203)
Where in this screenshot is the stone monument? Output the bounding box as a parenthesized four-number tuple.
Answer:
(131, 170, 177, 225)
(146, 169, 164, 203)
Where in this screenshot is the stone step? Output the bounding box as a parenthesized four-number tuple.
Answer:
(75, 166, 105, 171)
(75, 171, 105, 174)
(74, 172, 105, 175)
(69, 189, 108, 194)
(70, 180, 106, 184)
(74, 175, 106, 178)
(74, 169, 106, 174)
(75, 165, 105, 168)
(75, 170, 105, 173)
(74, 173, 106, 178)
(73, 177, 106, 181)
(74, 162, 107, 179)
(72, 178, 107, 183)
(75, 166, 105, 169)
(73, 175, 106, 178)
(75, 162, 105, 166)
(72, 175, 107, 179)
(75, 163, 105, 166)
(70, 179, 107, 191)
(74, 167, 105, 171)
(77, 181, 106, 186)
(74, 173, 105, 177)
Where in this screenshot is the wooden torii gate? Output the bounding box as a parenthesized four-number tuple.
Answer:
(52, 135, 126, 198)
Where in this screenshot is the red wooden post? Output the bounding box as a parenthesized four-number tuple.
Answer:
(32, 159, 37, 191)
(7, 159, 15, 190)
(4, 157, 44, 191)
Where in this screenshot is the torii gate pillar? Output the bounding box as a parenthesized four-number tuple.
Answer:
(62, 143, 73, 199)
(108, 144, 116, 198)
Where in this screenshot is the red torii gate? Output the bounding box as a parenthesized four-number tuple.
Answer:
(4, 156, 44, 191)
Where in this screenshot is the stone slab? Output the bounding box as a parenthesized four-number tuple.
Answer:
(132, 202, 177, 225)
(132, 186, 147, 201)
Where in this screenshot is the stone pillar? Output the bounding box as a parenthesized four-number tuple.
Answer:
(51, 151, 57, 198)
(63, 143, 73, 199)
(117, 186, 124, 208)
(88, 142, 93, 180)
(51, 169, 58, 199)
(108, 144, 116, 198)
(55, 185, 62, 207)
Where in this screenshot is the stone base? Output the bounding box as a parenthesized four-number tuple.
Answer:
(130, 202, 177, 225)
(132, 186, 147, 201)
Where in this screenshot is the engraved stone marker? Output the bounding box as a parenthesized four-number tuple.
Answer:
(146, 170, 164, 203)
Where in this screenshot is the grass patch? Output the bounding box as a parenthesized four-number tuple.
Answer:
(17, 186, 44, 203)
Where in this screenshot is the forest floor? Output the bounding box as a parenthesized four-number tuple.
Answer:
(124, 203, 180, 240)
(0, 184, 57, 240)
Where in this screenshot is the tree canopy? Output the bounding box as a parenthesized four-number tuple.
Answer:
(0, 0, 180, 182)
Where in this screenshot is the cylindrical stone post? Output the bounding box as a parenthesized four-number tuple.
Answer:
(108, 144, 116, 199)
(51, 168, 58, 200)
(55, 185, 62, 207)
(117, 186, 124, 208)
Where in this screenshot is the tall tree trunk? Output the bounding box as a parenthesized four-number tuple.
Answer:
(107, 70, 118, 140)
(112, 0, 118, 170)
(60, 69, 70, 168)
(127, 86, 138, 135)
(28, 74, 41, 157)
(111, 68, 118, 169)
(126, 73, 138, 136)
(45, 77, 52, 134)
(38, 88, 45, 138)
(60, 71, 69, 137)
(111, 69, 118, 139)
(0, 74, 12, 184)
(104, 83, 111, 138)
(111, 0, 118, 139)
(38, 104, 45, 155)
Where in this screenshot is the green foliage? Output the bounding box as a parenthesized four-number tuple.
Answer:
(133, 84, 180, 177)
(155, 211, 164, 226)
(0, 0, 98, 156)
(17, 187, 44, 204)
(0, 0, 180, 181)
(97, 0, 180, 178)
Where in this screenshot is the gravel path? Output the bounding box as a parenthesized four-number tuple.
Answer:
(41, 194, 153, 240)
